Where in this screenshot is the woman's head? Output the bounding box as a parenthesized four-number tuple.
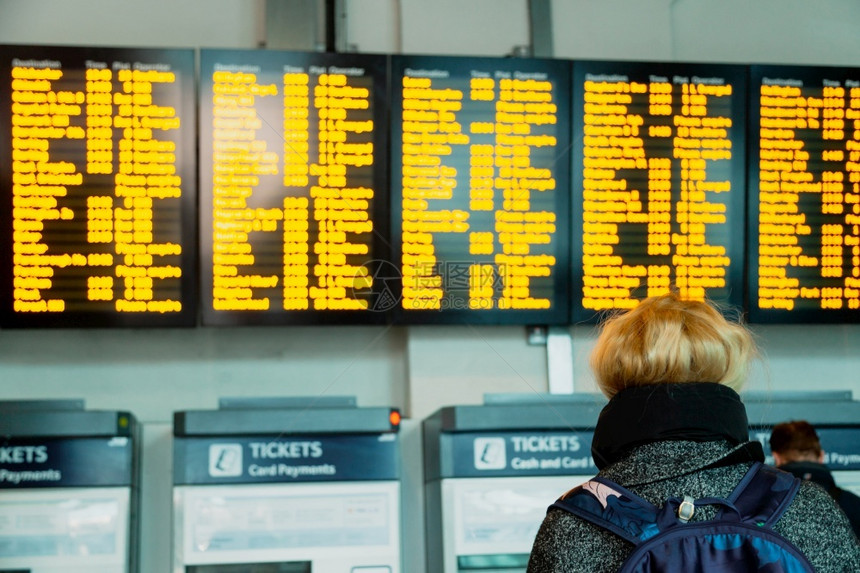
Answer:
(589, 293, 756, 398)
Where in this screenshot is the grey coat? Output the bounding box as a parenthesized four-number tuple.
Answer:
(527, 440, 860, 572)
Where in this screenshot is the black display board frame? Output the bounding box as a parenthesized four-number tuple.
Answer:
(389, 54, 572, 326)
(570, 59, 748, 324)
(198, 49, 391, 326)
(746, 63, 860, 324)
(0, 44, 198, 328)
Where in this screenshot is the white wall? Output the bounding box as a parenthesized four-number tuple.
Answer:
(2, 1, 860, 572)
(0, 326, 407, 420)
(551, 0, 860, 66)
(668, 0, 860, 66)
(345, 0, 531, 56)
(552, 0, 675, 61)
(0, 0, 263, 48)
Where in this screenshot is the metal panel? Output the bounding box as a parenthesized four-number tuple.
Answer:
(0, 411, 135, 438)
(529, 0, 554, 57)
(264, 0, 323, 50)
(174, 407, 399, 436)
(546, 326, 574, 394)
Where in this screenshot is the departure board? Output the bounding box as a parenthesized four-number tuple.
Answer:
(748, 65, 860, 323)
(199, 50, 389, 325)
(0, 45, 197, 328)
(391, 55, 570, 325)
(572, 61, 747, 322)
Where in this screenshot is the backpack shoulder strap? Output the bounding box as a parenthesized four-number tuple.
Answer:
(726, 462, 801, 527)
(550, 477, 660, 544)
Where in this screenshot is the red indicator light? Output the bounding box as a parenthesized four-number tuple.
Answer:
(389, 409, 401, 427)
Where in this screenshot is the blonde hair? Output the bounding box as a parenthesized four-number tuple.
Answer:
(590, 293, 756, 399)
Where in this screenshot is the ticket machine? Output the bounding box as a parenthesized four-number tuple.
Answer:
(422, 395, 604, 573)
(172, 397, 402, 573)
(422, 391, 860, 573)
(0, 400, 139, 573)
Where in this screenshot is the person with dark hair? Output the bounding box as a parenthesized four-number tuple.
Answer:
(770, 420, 860, 538)
(527, 293, 860, 572)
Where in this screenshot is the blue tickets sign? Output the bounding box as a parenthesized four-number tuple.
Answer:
(436, 427, 860, 480)
(173, 433, 400, 484)
(0, 437, 134, 488)
(447, 431, 597, 478)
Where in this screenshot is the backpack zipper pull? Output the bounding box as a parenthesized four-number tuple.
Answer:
(678, 496, 695, 523)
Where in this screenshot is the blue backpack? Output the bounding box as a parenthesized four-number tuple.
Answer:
(550, 462, 815, 572)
